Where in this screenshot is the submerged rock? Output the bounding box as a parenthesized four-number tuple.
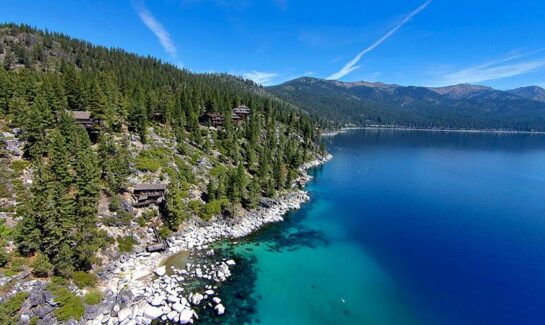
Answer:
(214, 303, 225, 315)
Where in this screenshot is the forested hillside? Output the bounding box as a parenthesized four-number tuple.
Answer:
(0, 23, 325, 321)
(268, 77, 545, 131)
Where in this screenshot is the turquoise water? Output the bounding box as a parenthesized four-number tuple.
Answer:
(201, 129, 545, 325)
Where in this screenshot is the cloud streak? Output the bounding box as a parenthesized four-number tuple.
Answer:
(327, 0, 432, 80)
(133, 1, 177, 59)
(441, 58, 545, 85)
(242, 71, 279, 85)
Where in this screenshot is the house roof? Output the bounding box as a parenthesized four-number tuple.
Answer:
(233, 106, 250, 114)
(70, 111, 91, 120)
(134, 183, 167, 191)
(205, 112, 222, 118)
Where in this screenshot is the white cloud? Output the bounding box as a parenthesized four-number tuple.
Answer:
(437, 50, 545, 85)
(242, 71, 279, 85)
(133, 1, 178, 59)
(327, 0, 432, 80)
(441, 60, 545, 85)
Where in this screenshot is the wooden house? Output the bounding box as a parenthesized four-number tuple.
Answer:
(232, 113, 243, 125)
(201, 113, 225, 128)
(70, 111, 100, 130)
(233, 105, 251, 119)
(132, 183, 167, 207)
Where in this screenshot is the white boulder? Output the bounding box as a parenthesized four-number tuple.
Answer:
(154, 266, 166, 277)
(214, 303, 225, 315)
(179, 309, 194, 324)
(191, 293, 203, 305)
(117, 308, 131, 322)
(143, 305, 163, 320)
(150, 295, 165, 306)
(172, 302, 185, 312)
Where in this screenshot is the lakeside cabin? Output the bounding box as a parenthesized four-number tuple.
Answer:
(202, 113, 225, 128)
(232, 112, 243, 125)
(69, 111, 100, 130)
(201, 106, 251, 128)
(69, 110, 101, 141)
(132, 183, 167, 207)
(233, 105, 251, 119)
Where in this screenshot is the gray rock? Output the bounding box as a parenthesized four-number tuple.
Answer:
(84, 304, 102, 320)
(32, 304, 54, 319)
(44, 291, 57, 306)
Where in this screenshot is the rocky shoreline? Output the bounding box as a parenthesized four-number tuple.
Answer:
(84, 154, 332, 324)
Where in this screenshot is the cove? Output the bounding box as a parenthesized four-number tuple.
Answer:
(188, 129, 545, 324)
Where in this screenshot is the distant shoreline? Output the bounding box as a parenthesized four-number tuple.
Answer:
(322, 126, 545, 136)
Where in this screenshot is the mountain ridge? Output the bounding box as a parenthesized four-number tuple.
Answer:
(268, 77, 545, 131)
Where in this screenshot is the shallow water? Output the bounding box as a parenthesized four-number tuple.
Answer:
(178, 129, 545, 324)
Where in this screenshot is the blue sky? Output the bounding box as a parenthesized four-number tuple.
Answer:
(2, 0, 545, 89)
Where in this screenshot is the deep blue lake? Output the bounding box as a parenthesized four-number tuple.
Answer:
(207, 129, 545, 325)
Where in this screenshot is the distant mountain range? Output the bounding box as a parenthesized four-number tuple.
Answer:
(267, 77, 545, 131)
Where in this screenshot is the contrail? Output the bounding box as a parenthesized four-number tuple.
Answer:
(133, 0, 177, 59)
(327, 0, 432, 80)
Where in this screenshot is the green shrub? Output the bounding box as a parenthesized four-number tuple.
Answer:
(3, 269, 17, 277)
(0, 247, 9, 267)
(135, 147, 171, 173)
(0, 182, 9, 198)
(71, 271, 97, 289)
(137, 209, 156, 227)
(0, 291, 29, 320)
(117, 236, 137, 253)
(0, 219, 12, 240)
(108, 194, 122, 212)
(83, 289, 103, 305)
(200, 199, 228, 220)
(31, 253, 52, 278)
(188, 199, 202, 214)
(135, 156, 161, 172)
(9, 256, 26, 272)
(32, 254, 53, 278)
(158, 225, 172, 240)
(11, 160, 29, 175)
(176, 143, 188, 155)
(49, 286, 84, 322)
(29, 316, 39, 325)
(50, 276, 69, 287)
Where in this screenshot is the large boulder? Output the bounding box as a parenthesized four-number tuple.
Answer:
(172, 302, 185, 312)
(143, 304, 163, 320)
(150, 295, 165, 307)
(179, 309, 194, 324)
(117, 308, 132, 322)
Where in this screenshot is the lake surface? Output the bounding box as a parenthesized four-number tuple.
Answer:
(202, 129, 545, 325)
